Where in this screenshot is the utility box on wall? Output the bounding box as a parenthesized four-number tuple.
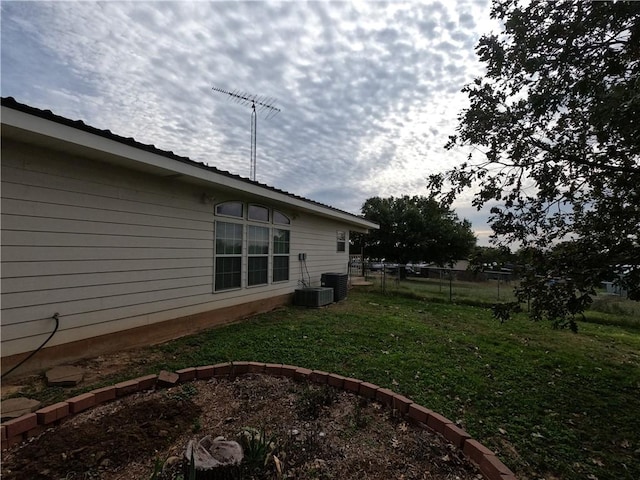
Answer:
(321, 272, 348, 302)
(294, 287, 334, 307)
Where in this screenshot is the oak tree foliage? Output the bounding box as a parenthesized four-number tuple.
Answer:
(428, 0, 640, 326)
(357, 195, 476, 266)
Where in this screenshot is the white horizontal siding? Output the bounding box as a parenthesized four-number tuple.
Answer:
(2, 177, 210, 222)
(2, 231, 211, 249)
(1, 267, 212, 293)
(2, 154, 204, 211)
(3, 245, 210, 262)
(2, 215, 210, 239)
(1, 143, 221, 356)
(2, 276, 213, 312)
(3, 282, 294, 356)
(289, 215, 349, 287)
(2, 281, 295, 355)
(1, 139, 358, 358)
(4, 143, 210, 208)
(1, 198, 209, 232)
(3, 284, 215, 330)
(1, 258, 211, 278)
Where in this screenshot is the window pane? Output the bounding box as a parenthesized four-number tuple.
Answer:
(273, 256, 289, 282)
(337, 230, 346, 252)
(248, 205, 269, 222)
(216, 222, 242, 255)
(248, 257, 268, 286)
(248, 226, 269, 255)
(274, 211, 290, 225)
(273, 229, 290, 254)
(215, 222, 242, 291)
(216, 202, 243, 218)
(215, 257, 241, 290)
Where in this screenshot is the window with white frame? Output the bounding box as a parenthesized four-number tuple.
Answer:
(214, 203, 291, 291)
(216, 201, 243, 218)
(248, 225, 269, 286)
(273, 228, 290, 282)
(248, 204, 269, 222)
(214, 221, 243, 291)
(337, 230, 346, 252)
(274, 210, 290, 225)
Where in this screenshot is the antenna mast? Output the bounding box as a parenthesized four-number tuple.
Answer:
(212, 86, 280, 181)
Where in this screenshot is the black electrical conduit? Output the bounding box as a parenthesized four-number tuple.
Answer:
(1, 312, 60, 380)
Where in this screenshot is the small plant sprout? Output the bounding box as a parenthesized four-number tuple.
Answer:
(239, 427, 279, 472)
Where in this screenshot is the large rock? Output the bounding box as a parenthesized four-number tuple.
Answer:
(185, 435, 244, 470)
(46, 365, 84, 387)
(0, 397, 42, 420)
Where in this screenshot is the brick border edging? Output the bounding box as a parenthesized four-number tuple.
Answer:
(1, 362, 516, 480)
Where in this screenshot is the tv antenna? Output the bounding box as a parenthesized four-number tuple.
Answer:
(212, 86, 281, 181)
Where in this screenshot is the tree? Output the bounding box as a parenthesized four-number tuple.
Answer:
(428, 0, 640, 326)
(358, 195, 476, 265)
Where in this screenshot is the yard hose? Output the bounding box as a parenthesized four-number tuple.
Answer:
(1, 313, 60, 380)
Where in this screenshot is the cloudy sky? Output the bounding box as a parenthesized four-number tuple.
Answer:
(1, 0, 501, 244)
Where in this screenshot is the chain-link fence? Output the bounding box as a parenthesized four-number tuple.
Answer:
(350, 261, 518, 304)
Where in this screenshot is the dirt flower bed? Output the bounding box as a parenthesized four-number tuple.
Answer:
(2, 374, 482, 479)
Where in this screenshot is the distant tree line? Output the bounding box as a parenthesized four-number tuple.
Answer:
(351, 195, 476, 266)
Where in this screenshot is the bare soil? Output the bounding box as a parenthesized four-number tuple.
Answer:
(2, 375, 482, 480)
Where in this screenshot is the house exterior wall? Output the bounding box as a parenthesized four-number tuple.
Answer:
(1, 139, 351, 370)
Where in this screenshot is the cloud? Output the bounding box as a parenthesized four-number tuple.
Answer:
(1, 0, 498, 241)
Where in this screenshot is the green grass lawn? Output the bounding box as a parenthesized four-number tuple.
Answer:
(19, 286, 640, 480)
(148, 287, 640, 480)
(377, 275, 640, 329)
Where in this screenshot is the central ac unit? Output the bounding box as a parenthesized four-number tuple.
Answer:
(294, 287, 334, 307)
(321, 272, 348, 302)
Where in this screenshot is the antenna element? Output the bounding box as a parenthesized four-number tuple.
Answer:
(212, 86, 281, 181)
